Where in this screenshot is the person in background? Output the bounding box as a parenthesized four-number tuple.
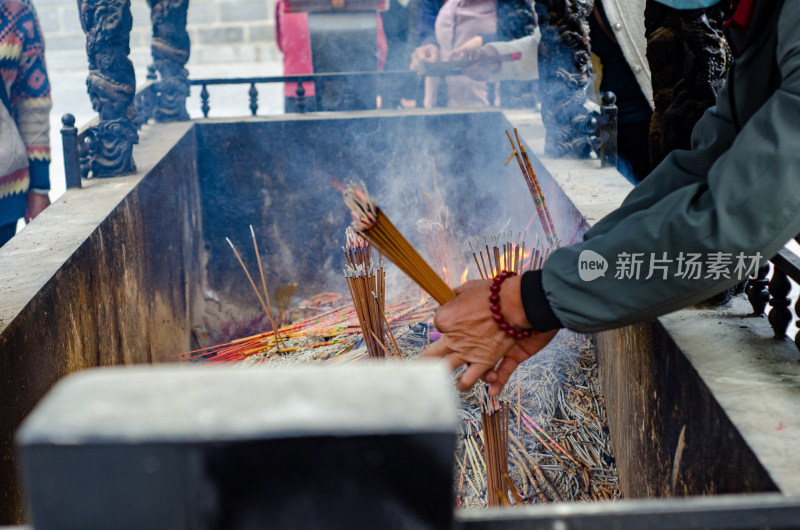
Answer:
(454, 0, 653, 182)
(588, 0, 652, 182)
(275, 0, 388, 113)
(409, 0, 537, 108)
(422, 0, 800, 394)
(0, 0, 51, 247)
(379, 0, 418, 109)
(275, 0, 316, 113)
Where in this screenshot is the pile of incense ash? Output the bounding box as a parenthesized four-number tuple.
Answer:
(179, 302, 621, 507)
(455, 332, 621, 507)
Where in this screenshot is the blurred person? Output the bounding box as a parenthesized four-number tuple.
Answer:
(410, 0, 537, 108)
(379, 0, 418, 109)
(422, 0, 800, 395)
(0, 0, 51, 247)
(275, 0, 316, 113)
(275, 0, 388, 112)
(453, 0, 653, 181)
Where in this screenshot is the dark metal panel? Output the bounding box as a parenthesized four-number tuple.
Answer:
(455, 493, 800, 529)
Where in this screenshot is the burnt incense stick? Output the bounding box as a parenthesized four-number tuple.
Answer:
(226, 237, 279, 348)
(514, 129, 558, 243)
(344, 182, 456, 304)
(478, 386, 510, 507)
(250, 225, 285, 350)
(343, 230, 400, 359)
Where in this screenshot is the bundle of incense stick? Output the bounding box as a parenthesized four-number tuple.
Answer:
(478, 387, 511, 507)
(343, 261, 401, 359)
(469, 232, 551, 279)
(416, 218, 463, 286)
(343, 226, 371, 268)
(342, 230, 402, 359)
(421, 51, 522, 75)
(343, 181, 456, 305)
(505, 129, 559, 248)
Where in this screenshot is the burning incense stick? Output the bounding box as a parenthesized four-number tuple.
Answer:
(226, 236, 286, 352)
(344, 226, 371, 268)
(470, 232, 543, 278)
(343, 181, 456, 304)
(250, 225, 285, 350)
(417, 218, 465, 285)
(505, 129, 559, 248)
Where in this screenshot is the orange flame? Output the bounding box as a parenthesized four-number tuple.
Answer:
(460, 267, 469, 285)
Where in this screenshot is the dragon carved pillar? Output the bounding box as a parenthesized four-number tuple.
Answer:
(645, 0, 732, 168)
(78, 0, 138, 177)
(148, 0, 190, 121)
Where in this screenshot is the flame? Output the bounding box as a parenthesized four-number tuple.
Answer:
(442, 266, 449, 285)
(460, 267, 469, 285)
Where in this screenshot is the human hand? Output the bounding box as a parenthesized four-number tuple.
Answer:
(410, 43, 440, 71)
(457, 46, 501, 81)
(447, 36, 484, 61)
(25, 191, 50, 223)
(420, 276, 558, 396)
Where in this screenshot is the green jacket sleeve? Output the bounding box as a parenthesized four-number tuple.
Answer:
(540, 2, 800, 332)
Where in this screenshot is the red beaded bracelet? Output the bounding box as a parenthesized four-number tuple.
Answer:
(489, 270, 537, 340)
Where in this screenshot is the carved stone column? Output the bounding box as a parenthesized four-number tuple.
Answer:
(148, 0, 190, 121)
(78, 0, 138, 177)
(537, 0, 595, 158)
(645, 1, 732, 168)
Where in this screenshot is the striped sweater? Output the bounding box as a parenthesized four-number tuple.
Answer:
(0, 0, 51, 227)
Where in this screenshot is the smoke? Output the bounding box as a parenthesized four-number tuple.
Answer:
(194, 110, 585, 323)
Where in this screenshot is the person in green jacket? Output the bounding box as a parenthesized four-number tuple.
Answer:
(422, 0, 796, 395)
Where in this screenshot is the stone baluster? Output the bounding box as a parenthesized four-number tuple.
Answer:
(200, 84, 210, 117)
(767, 266, 792, 340)
(60, 114, 82, 189)
(78, 0, 138, 177)
(249, 83, 259, 116)
(295, 79, 308, 114)
(794, 290, 800, 354)
(599, 91, 618, 168)
(148, 0, 190, 122)
(747, 263, 770, 316)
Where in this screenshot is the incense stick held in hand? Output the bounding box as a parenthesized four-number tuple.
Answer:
(343, 181, 456, 305)
(422, 52, 522, 75)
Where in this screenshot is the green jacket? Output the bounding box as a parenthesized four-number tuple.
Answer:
(538, 0, 799, 332)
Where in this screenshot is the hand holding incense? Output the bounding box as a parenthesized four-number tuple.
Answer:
(343, 181, 456, 304)
(421, 52, 521, 76)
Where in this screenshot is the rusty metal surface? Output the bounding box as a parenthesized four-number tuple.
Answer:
(596, 321, 779, 499)
(0, 124, 200, 523)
